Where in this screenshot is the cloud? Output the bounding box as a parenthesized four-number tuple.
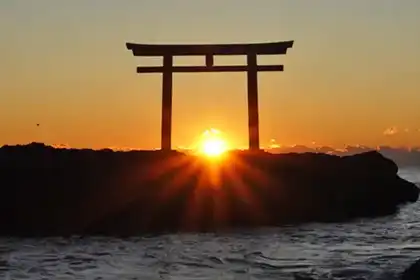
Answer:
(51, 143, 71, 149)
(267, 139, 281, 149)
(383, 126, 398, 136)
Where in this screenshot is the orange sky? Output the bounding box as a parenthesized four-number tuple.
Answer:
(1, 1, 419, 149)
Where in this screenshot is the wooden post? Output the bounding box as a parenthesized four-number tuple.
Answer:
(247, 53, 260, 151)
(161, 55, 173, 151)
(205, 54, 214, 67)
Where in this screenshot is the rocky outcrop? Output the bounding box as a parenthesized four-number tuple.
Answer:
(0, 143, 418, 236)
(402, 258, 420, 280)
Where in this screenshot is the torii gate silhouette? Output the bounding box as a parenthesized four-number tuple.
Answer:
(126, 41, 294, 151)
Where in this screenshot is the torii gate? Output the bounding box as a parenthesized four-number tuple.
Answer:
(126, 41, 294, 151)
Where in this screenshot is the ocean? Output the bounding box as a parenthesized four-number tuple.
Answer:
(1, 168, 419, 280)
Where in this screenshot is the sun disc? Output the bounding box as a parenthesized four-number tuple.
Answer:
(202, 139, 226, 157)
(198, 129, 228, 158)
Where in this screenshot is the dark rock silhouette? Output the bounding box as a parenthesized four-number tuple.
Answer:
(268, 145, 420, 167)
(402, 258, 420, 280)
(0, 142, 418, 236)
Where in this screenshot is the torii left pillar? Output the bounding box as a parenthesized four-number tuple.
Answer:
(161, 55, 173, 151)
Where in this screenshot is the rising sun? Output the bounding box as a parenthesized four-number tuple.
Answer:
(198, 129, 228, 157)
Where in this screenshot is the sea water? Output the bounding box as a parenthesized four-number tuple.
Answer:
(1, 168, 419, 280)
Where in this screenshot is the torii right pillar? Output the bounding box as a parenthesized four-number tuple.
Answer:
(247, 53, 260, 151)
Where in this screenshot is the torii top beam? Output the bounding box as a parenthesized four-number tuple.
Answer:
(126, 41, 294, 57)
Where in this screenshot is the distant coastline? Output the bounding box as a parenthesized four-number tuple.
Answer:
(4, 142, 418, 167)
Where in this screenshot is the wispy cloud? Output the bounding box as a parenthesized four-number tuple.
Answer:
(51, 143, 71, 149)
(268, 139, 281, 149)
(384, 126, 398, 136)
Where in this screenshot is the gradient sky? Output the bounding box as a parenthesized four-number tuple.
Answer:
(1, 1, 419, 149)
